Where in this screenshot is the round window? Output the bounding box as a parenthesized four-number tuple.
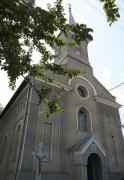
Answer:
(77, 86, 88, 98)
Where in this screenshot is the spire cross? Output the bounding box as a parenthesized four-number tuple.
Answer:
(68, 3, 72, 13)
(68, 3, 75, 24)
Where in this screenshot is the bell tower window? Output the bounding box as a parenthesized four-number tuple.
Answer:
(75, 44, 81, 56)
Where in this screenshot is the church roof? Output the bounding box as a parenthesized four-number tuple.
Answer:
(0, 79, 28, 119)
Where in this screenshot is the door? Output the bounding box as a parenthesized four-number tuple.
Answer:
(87, 153, 103, 180)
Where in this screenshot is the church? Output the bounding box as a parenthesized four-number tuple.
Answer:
(0, 8, 124, 180)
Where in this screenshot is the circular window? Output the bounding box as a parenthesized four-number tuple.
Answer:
(77, 86, 88, 98)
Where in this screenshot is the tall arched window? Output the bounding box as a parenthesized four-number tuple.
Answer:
(78, 108, 88, 131)
(11, 124, 21, 162)
(0, 135, 7, 164)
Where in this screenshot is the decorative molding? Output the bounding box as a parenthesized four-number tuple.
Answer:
(68, 76, 97, 96)
(91, 143, 97, 152)
(35, 78, 73, 91)
(76, 106, 92, 133)
(95, 96, 122, 109)
(76, 84, 89, 99)
(53, 80, 73, 91)
(74, 135, 106, 157)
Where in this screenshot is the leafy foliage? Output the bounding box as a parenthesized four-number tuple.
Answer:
(0, 105, 4, 114)
(0, 0, 93, 116)
(0, 0, 120, 116)
(40, 95, 63, 118)
(99, 0, 120, 25)
(0, 0, 92, 88)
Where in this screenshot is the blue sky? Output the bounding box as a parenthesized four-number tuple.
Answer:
(0, 0, 124, 130)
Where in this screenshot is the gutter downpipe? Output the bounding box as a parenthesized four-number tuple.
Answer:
(14, 84, 32, 180)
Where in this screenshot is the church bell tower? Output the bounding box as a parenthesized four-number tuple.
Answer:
(54, 6, 93, 74)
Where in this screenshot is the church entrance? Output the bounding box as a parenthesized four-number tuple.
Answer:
(87, 153, 103, 180)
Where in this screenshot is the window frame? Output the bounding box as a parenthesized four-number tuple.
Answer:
(76, 84, 89, 99)
(42, 122, 53, 161)
(76, 107, 91, 132)
(10, 121, 23, 164)
(0, 134, 8, 165)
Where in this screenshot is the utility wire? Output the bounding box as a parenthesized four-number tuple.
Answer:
(82, 0, 124, 32)
(54, 77, 124, 103)
(109, 82, 124, 91)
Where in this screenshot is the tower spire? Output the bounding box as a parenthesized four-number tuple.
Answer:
(68, 4, 76, 25)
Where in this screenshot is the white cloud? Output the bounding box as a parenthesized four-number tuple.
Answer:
(120, 72, 124, 80)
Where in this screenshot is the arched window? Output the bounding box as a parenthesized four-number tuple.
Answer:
(0, 135, 7, 164)
(11, 124, 21, 162)
(43, 122, 53, 161)
(78, 108, 88, 131)
(75, 44, 81, 56)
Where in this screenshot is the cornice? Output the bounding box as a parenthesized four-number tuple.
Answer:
(35, 78, 73, 91)
(95, 96, 122, 109)
(53, 79, 73, 91)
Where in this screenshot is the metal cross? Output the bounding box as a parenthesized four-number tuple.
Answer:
(68, 3, 72, 13)
(32, 143, 47, 175)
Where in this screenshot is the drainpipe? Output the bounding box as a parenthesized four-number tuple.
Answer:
(14, 83, 32, 180)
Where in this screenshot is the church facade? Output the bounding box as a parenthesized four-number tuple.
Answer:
(0, 10, 124, 180)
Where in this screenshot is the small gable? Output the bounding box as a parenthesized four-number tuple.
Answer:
(70, 134, 106, 157)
